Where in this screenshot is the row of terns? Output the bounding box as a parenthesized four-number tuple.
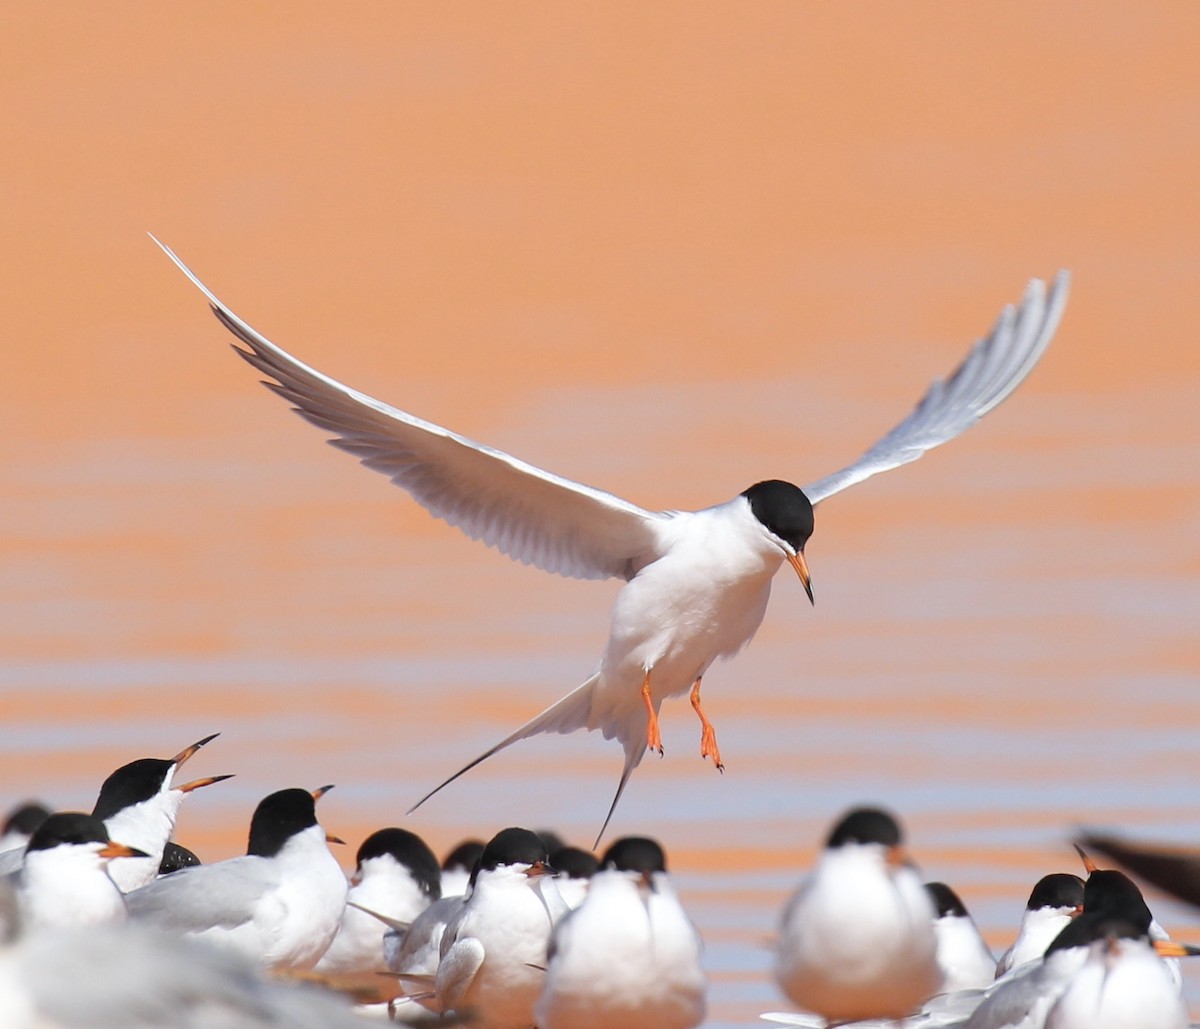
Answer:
(1, 736, 1198, 1027)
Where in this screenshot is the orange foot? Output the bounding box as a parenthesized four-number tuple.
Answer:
(641, 672, 663, 757)
(690, 678, 724, 772)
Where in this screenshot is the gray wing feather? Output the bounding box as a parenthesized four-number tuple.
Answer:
(152, 236, 666, 582)
(802, 271, 1069, 505)
(125, 859, 272, 933)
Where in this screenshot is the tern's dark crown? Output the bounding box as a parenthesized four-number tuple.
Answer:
(742, 480, 814, 552)
(246, 788, 320, 858)
(601, 835, 668, 875)
(925, 881, 969, 918)
(27, 812, 110, 852)
(1027, 872, 1085, 912)
(92, 758, 175, 821)
(357, 827, 442, 901)
(826, 806, 903, 849)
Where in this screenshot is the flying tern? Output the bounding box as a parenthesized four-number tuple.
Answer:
(154, 237, 1068, 840)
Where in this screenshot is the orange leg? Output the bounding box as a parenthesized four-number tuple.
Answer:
(690, 677, 724, 772)
(641, 672, 663, 757)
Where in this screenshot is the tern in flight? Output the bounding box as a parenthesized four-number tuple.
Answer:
(154, 237, 1068, 842)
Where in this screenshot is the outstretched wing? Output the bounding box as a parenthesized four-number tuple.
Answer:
(802, 271, 1069, 505)
(153, 237, 667, 581)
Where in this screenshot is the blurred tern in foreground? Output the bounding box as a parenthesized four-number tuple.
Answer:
(126, 786, 347, 970)
(537, 835, 705, 1029)
(155, 238, 1068, 841)
(926, 881, 996, 992)
(8, 813, 145, 931)
(775, 807, 941, 1022)
(91, 733, 231, 892)
(995, 873, 1084, 977)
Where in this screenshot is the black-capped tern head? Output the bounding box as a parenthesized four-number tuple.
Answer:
(91, 733, 232, 892)
(995, 871, 1086, 976)
(924, 881, 996, 993)
(153, 237, 1069, 842)
(440, 838, 485, 898)
(16, 812, 147, 931)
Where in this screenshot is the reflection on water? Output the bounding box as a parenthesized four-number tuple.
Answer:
(3, 374, 1198, 1026)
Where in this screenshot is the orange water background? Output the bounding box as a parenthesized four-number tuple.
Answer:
(4, 4, 1200, 1024)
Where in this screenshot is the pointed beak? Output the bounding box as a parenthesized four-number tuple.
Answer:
(886, 844, 913, 870)
(525, 860, 553, 878)
(787, 551, 814, 606)
(1154, 939, 1200, 957)
(100, 841, 151, 860)
(325, 833, 346, 846)
(171, 733, 220, 768)
(177, 773, 234, 794)
(311, 785, 335, 801)
(1073, 843, 1099, 875)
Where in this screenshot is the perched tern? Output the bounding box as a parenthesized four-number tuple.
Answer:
(9, 812, 145, 931)
(316, 827, 441, 975)
(536, 835, 706, 1029)
(91, 733, 231, 892)
(155, 238, 1068, 839)
(126, 786, 347, 970)
(926, 881, 996, 992)
(1042, 920, 1193, 1029)
(995, 873, 1084, 977)
(963, 870, 1184, 1029)
(434, 826, 569, 1028)
(774, 806, 942, 1022)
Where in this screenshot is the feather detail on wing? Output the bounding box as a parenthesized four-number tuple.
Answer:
(802, 271, 1069, 505)
(152, 237, 667, 582)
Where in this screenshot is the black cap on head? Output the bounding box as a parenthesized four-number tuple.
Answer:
(1027, 873, 1085, 912)
(926, 882, 969, 918)
(357, 828, 442, 902)
(27, 812, 110, 852)
(3, 802, 51, 836)
(742, 480, 814, 552)
(159, 841, 202, 875)
(246, 788, 320, 858)
(442, 839, 485, 873)
(601, 836, 667, 875)
(470, 827, 547, 887)
(550, 846, 600, 880)
(92, 758, 175, 821)
(826, 807, 903, 849)
(1082, 869, 1152, 930)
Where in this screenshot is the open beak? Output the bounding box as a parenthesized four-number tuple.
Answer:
(177, 773, 234, 794)
(100, 841, 151, 860)
(171, 733, 220, 768)
(788, 551, 814, 606)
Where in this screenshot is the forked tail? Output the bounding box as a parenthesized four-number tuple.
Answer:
(407, 672, 602, 815)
